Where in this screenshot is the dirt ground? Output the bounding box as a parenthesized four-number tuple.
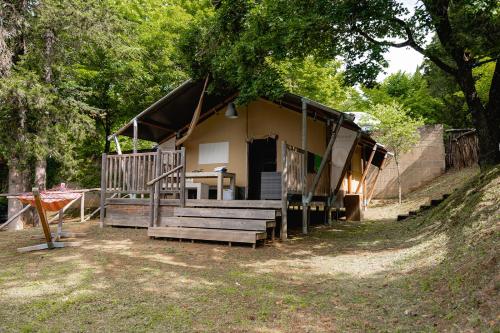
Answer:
(0, 166, 497, 332)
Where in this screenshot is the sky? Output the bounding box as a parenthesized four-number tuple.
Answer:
(377, 47, 424, 81)
(376, 0, 425, 81)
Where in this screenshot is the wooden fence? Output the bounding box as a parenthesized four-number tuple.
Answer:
(445, 129, 479, 170)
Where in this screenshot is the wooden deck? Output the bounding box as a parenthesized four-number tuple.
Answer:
(106, 198, 282, 209)
(104, 198, 282, 229)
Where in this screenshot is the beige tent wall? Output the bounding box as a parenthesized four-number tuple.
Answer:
(183, 98, 327, 188)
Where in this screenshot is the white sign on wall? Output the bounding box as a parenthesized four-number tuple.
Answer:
(198, 142, 229, 164)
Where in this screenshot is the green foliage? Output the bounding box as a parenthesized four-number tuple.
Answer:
(271, 56, 351, 108)
(368, 102, 424, 161)
(349, 71, 443, 125)
(0, 0, 209, 188)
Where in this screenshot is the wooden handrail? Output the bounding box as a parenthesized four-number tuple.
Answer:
(146, 165, 183, 186)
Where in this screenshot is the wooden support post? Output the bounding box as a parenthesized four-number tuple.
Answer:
(301, 98, 308, 234)
(33, 188, 54, 248)
(180, 147, 186, 207)
(153, 149, 162, 227)
(217, 173, 223, 200)
(306, 115, 343, 202)
(366, 153, 389, 206)
(99, 153, 107, 228)
(355, 143, 377, 194)
(80, 192, 85, 223)
(281, 141, 288, 241)
(57, 209, 63, 240)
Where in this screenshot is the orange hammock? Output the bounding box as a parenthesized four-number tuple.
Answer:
(17, 184, 81, 212)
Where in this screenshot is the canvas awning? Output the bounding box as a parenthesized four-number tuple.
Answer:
(111, 79, 362, 143)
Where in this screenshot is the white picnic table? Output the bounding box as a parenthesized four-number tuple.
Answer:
(185, 172, 236, 200)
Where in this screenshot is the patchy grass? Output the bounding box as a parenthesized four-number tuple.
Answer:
(0, 166, 498, 332)
(366, 166, 479, 220)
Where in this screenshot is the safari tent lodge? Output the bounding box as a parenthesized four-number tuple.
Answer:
(99, 78, 388, 247)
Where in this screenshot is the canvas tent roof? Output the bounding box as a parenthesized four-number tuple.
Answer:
(113, 79, 361, 142)
(113, 78, 388, 167)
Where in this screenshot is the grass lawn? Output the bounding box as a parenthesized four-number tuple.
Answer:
(0, 166, 497, 332)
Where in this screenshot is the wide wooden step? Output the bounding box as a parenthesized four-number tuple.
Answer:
(148, 227, 267, 244)
(174, 207, 275, 220)
(161, 217, 275, 231)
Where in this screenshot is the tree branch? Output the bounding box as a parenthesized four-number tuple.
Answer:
(472, 57, 498, 68)
(354, 17, 458, 77)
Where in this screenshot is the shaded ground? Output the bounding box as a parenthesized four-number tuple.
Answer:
(0, 166, 498, 332)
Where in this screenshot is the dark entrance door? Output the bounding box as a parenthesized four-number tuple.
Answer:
(247, 137, 277, 199)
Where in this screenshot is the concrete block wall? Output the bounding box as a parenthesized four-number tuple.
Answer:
(373, 124, 446, 199)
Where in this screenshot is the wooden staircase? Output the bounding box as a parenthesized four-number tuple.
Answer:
(148, 207, 277, 248)
(397, 193, 451, 221)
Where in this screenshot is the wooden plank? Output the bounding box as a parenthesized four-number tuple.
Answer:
(148, 227, 266, 243)
(105, 198, 282, 209)
(174, 207, 276, 220)
(106, 217, 149, 227)
(186, 199, 281, 209)
(161, 217, 275, 231)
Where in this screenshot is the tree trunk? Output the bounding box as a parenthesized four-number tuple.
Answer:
(35, 158, 47, 190)
(7, 158, 28, 230)
(104, 117, 111, 153)
(456, 64, 500, 167)
(485, 60, 500, 165)
(395, 158, 402, 204)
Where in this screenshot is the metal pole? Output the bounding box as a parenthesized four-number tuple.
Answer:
(133, 118, 138, 154)
(301, 98, 308, 234)
(113, 135, 122, 155)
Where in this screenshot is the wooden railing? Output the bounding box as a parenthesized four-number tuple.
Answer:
(100, 149, 186, 227)
(282, 143, 330, 196)
(103, 150, 184, 195)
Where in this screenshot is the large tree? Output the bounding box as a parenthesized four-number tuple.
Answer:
(183, 0, 500, 167)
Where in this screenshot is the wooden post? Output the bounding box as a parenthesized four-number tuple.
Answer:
(306, 115, 343, 202)
(80, 192, 85, 223)
(217, 173, 223, 200)
(57, 209, 63, 240)
(99, 153, 107, 228)
(281, 141, 288, 241)
(180, 147, 186, 207)
(301, 98, 308, 234)
(153, 149, 162, 227)
(33, 188, 54, 248)
(355, 143, 377, 194)
(366, 153, 389, 206)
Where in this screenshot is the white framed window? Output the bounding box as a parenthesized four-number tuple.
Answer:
(198, 142, 229, 164)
